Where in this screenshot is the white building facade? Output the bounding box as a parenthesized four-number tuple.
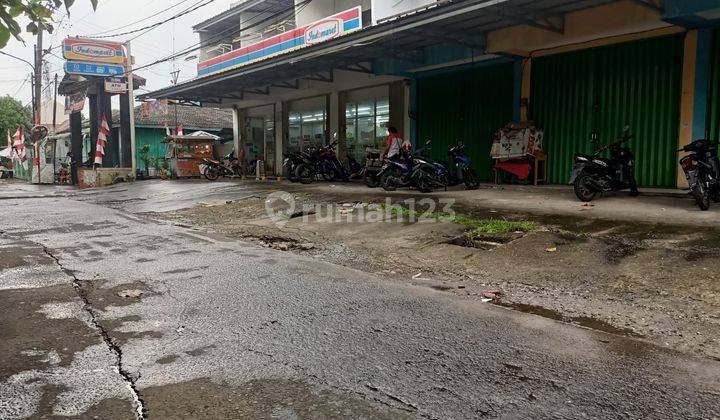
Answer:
(144, 0, 720, 188)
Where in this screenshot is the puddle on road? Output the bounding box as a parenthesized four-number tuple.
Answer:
(493, 301, 642, 338)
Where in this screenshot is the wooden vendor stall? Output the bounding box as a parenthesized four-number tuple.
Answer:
(164, 134, 215, 178)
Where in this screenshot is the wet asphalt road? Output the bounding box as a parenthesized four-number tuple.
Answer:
(1, 184, 720, 419)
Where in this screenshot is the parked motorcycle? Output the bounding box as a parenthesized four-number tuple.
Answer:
(283, 150, 309, 182)
(378, 141, 447, 193)
(447, 141, 480, 190)
(360, 148, 383, 188)
(570, 127, 639, 202)
(678, 139, 720, 211)
(201, 151, 241, 181)
(295, 137, 348, 184)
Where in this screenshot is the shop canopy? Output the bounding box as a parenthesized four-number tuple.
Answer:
(140, 0, 642, 104)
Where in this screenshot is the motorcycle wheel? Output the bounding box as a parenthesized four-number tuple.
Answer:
(284, 165, 299, 182)
(573, 174, 596, 202)
(415, 171, 434, 193)
(321, 168, 337, 182)
(463, 168, 480, 190)
(365, 174, 380, 188)
(203, 167, 220, 181)
(296, 164, 316, 184)
(380, 169, 403, 191)
(691, 183, 710, 211)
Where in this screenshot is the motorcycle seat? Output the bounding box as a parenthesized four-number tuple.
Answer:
(577, 154, 612, 165)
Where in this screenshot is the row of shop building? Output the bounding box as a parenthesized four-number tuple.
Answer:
(142, 0, 720, 188)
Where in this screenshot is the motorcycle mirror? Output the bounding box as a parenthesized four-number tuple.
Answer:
(590, 131, 598, 143)
(425, 140, 431, 146)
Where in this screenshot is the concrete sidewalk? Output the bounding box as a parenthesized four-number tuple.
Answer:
(1, 178, 718, 227)
(285, 181, 719, 228)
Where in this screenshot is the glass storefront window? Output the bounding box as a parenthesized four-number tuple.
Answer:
(346, 96, 390, 163)
(288, 109, 326, 153)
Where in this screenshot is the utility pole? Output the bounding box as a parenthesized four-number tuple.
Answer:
(126, 41, 137, 179)
(33, 30, 43, 124)
(30, 74, 35, 123)
(52, 74, 58, 132)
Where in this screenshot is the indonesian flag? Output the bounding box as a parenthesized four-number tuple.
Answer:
(177, 124, 184, 136)
(94, 114, 110, 166)
(164, 120, 170, 136)
(12, 127, 28, 169)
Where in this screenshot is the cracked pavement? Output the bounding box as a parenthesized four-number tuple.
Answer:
(1, 184, 720, 418)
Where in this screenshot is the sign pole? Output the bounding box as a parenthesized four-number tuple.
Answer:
(125, 41, 137, 179)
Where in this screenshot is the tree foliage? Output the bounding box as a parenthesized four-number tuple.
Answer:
(0, 0, 97, 49)
(0, 95, 32, 137)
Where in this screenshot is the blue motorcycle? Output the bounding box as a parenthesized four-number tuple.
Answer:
(378, 141, 448, 193)
(448, 141, 480, 190)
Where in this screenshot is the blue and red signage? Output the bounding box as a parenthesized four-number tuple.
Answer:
(197, 7, 362, 77)
(62, 38, 126, 64)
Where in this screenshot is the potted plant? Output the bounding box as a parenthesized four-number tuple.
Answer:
(139, 145, 151, 178)
(159, 158, 171, 179)
(147, 157, 158, 178)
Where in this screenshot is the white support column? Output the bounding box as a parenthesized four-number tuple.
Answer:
(275, 101, 285, 176)
(232, 106, 241, 157)
(329, 91, 340, 138)
(328, 91, 343, 163)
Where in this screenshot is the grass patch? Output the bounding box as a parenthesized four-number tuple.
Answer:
(449, 216, 536, 234)
(377, 204, 536, 234)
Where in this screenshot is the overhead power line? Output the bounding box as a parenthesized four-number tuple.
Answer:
(85, 0, 194, 36)
(83, 0, 216, 39)
(131, 0, 311, 76)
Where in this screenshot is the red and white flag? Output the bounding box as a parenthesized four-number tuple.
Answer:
(177, 124, 184, 136)
(164, 120, 171, 136)
(94, 115, 110, 166)
(12, 127, 28, 169)
(33, 140, 40, 169)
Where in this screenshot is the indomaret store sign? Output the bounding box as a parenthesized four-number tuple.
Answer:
(197, 7, 362, 77)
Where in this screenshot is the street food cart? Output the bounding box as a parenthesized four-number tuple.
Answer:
(164, 133, 216, 178)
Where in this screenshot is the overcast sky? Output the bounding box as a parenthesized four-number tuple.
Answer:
(0, 0, 234, 112)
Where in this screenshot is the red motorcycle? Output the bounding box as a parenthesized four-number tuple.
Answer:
(201, 152, 241, 181)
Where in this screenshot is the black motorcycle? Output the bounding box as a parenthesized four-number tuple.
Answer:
(295, 139, 348, 184)
(678, 139, 720, 211)
(570, 127, 639, 202)
(283, 151, 307, 182)
(360, 148, 383, 188)
(447, 141, 480, 190)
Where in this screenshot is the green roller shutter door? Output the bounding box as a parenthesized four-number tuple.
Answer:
(416, 62, 515, 181)
(532, 34, 684, 188)
(708, 28, 720, 142)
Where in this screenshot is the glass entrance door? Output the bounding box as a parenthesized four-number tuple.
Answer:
(346, 98, 389, 163)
